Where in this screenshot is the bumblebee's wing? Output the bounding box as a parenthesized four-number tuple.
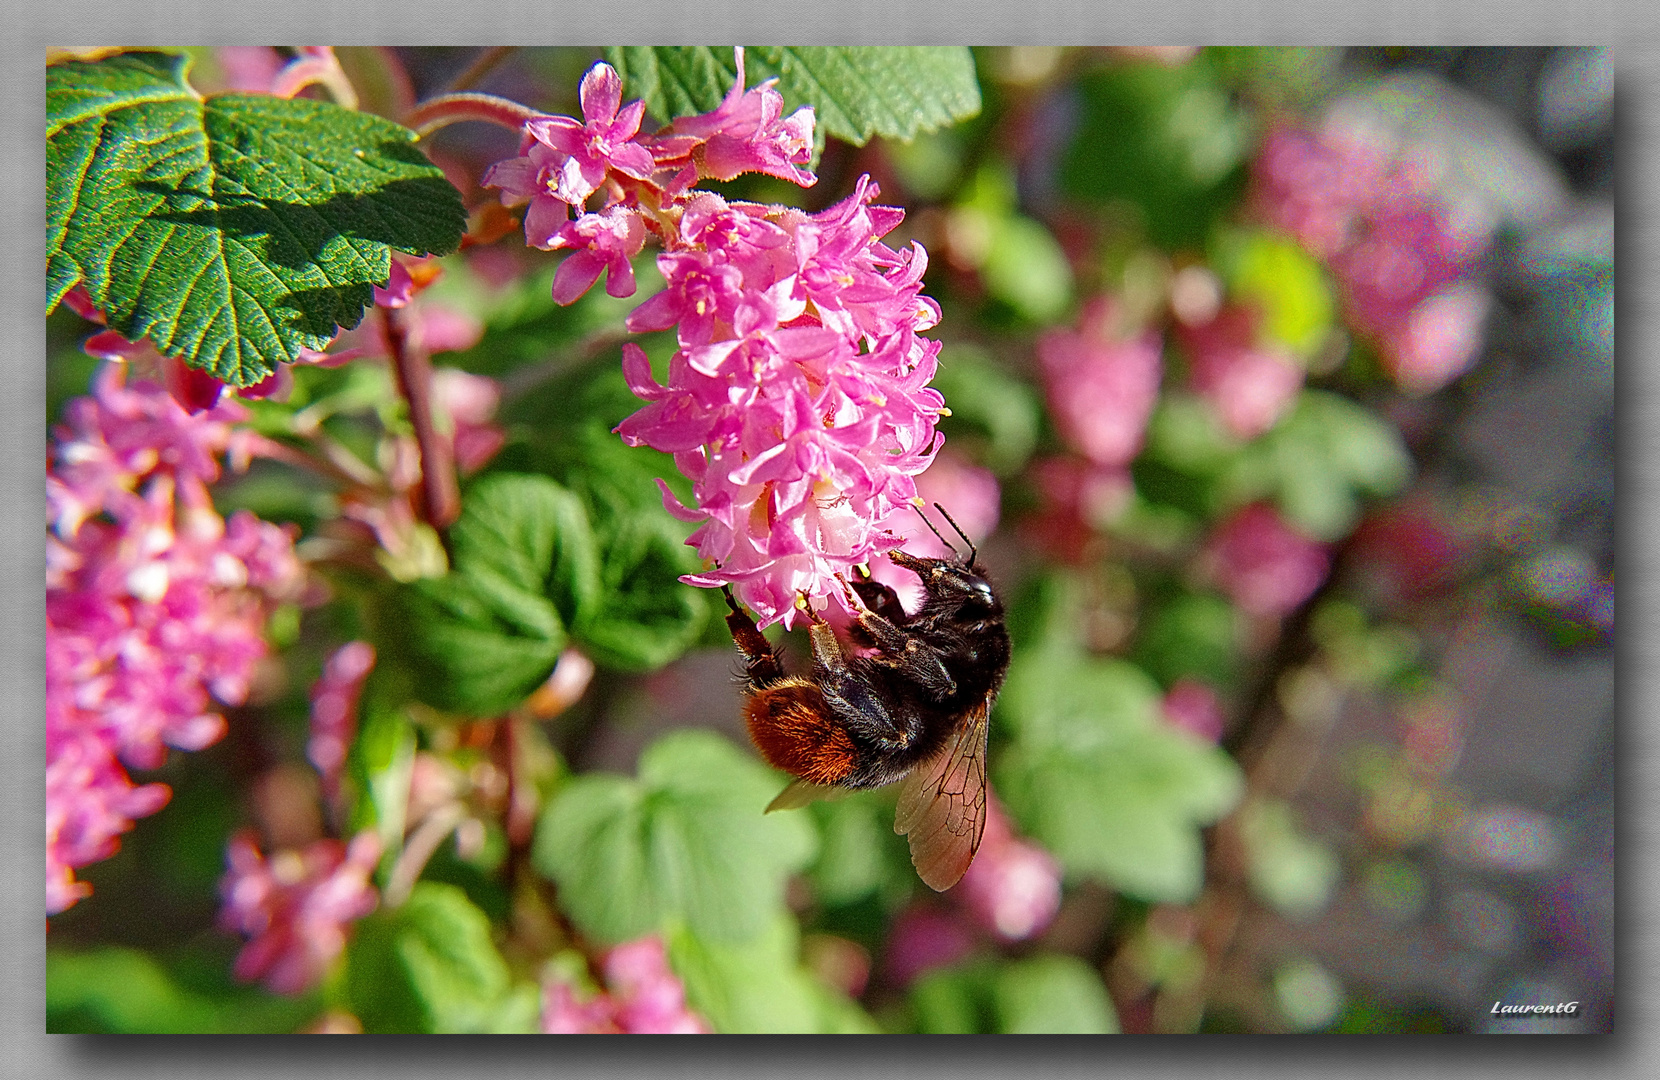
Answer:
(892, 699, 990, 891)
(766, 778, 851, 813)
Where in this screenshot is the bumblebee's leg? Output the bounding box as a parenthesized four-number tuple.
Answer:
(723, 586, 785, 690)
(849, 569, 908, 626)
(802, 606, 919, 752)
(849, 609, 958, 701)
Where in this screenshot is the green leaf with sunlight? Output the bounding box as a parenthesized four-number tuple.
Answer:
(1217, 391, 1412, 540)
(606, 46, 981, 145)
(392, 473, 596, 715)
(995, 634, 1244, 902)
(47, 51, 465, 385)
(47, 947, 319, 1033)
(532, 730, 817, 944)
(343, 882, 539, 1033)
(668, 915, 878, 1033)
(910, 954, 1119, 1034)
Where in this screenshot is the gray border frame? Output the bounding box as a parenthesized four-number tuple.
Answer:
(10, 4, 1654, 1075)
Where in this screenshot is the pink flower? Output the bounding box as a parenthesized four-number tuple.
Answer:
(540, 936, 710, 1034)
(1380, 283, 1490, 396)
(1161, 678, 1226, 742)
(46, 364, 305, 911)
(484, 52, 818, 307)
(218, 830, 382, 995)
(1177, 306, 1304, 440)
(661, 48, 816, 188)
(46, 728, 171, 914)
(1037, 299, 1163, 468)
(1201, 503, 1331, 618)
(958, 800, 1062, 942)
(524, 63, 657, 206)
(617, 179, 947, 628)
(882, 906, 977, 987)
(1024, 456, 1133, 564)
(603, 937, 711, 1034)
(541, 982, 621, 1034)
(308, 642, 376, 803)
(431, 368, 506, 475)
(548, 205, 649, 303)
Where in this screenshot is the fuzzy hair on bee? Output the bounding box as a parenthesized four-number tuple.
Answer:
(722, 506, 1010, 892)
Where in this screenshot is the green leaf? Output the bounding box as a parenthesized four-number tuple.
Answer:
(910, 954, 1119, 1034)
(449, 472, 601, 631)
(1216, 391, 1412, 541)
(931, 344, 1041, 476)
(532, 730, 816, 944)
(344, 882, 537, 1033)
(996, 644, 1244, 902)
(1212, 229, 1334, 360)
(47, 946, 319, 1033)
(606, 46, 981, 145)
(1060, 60, 1250, 249)
(993, 954, 1120, 1034)
(1240, 798, 1340, 920)
(574, 509, 707, 671)
(47, 51, 465, 385)
(391, 473, 598, 715)
(667, 915, 877, 1033)
(350, 701, 416, 866)
(1132, 592, 1242, 690)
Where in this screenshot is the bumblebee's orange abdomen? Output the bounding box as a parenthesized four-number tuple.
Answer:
(743, 678, 858, 786)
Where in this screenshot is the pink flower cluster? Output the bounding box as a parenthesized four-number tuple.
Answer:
(47, 364, 306, 913)
(1200, 503, 1331, 618)
(485, 50, 814, 305)
(617, 178, 947, 627)
(541, 936, 710, 1034)
(1252, 125, 1491, 396)
(485, 55, 951, 627)
(218, 830, 382, 994)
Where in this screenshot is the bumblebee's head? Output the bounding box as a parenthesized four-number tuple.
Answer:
(889, 550, 1004, 618)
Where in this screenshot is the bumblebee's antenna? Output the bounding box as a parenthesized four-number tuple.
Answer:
(933, 503, 977, 569)
(911, 501, 959, 559)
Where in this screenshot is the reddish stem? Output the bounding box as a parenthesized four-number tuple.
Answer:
(380, 306, 460, 530)
(403, 92, 541, 139)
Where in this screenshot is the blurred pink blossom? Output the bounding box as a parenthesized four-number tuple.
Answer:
(1036, 298, 1163, 468)
(307, 642, 376, 804)
(1176, 306, 1304, 440)
(1380, 283, 1491, 397)
(882, 906, 977, 987)
(1161, 678, 1227, 742)
(218, 830, 382, 995)
(541, 936, 710, 1034)
(1251, 124, 1491, 397)
(47, 365, 305, 912)
(958, 800, 1063, 942)
(1024, 456, 1133, 564)
(1202, 503, 1331, 618)
(46, 729, 171, 914)
(431, 368, 506, 475)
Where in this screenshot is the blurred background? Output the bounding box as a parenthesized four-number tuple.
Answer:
(46, 46, 1614, 1034)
